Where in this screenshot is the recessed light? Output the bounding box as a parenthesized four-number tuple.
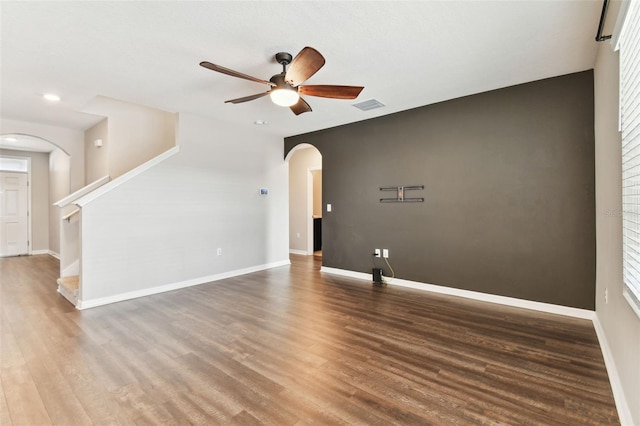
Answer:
(43, 93, 61, 102)
(3, 137, 17, 142)
(254, 120, 268, 125)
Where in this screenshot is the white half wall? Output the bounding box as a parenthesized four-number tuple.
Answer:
(78, 113, 289, 303)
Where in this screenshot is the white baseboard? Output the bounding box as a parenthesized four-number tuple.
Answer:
(76, 259, 291, 310)
(30, 249, 60, 259)
(289, 249, 309, 256)
(320, 266, 595, 320)
(592, 315, 634, 426)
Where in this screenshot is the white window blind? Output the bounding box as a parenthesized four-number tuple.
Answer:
(620, 0, 640, 315)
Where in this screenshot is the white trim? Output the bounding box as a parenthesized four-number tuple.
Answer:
(48, 250, 60, 259)
(53, 175, 110, 207)
(320, 266, 595, 320)
(289, 249, 308, 256)
(75, 146, 180, 207)
(321, 267, 370, 281)
(612, 0, 633, 51)
(76, 259, 291, 310)
(593, 315, 634, 426)
(26, 158, 32, 255)
(30, 249, 49, 255)
(61, 208, 80, 222)
(622, 288, 640, 320)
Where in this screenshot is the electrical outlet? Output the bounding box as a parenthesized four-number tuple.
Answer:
(374, 249, 381, 258)
(217, 248, 222, 256)
(296, 233, 300, 239)
(605, 288, 608, 304)
(383, 249, 389, 258)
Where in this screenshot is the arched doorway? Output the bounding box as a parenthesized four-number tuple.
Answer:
(0, 133, 71, 257)
(286, 144, 322, 256)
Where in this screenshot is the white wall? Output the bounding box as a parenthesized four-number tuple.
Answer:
(84, 118, 108, 184)
(49, 149, 70, 255)
(0, 118, 84, 191)
(594, 41, 640, 425)
(78, 113, 289, 304)
(288, 146, 322, 254)
(83, 96, 176, 179)
(312, 170, 322, 218)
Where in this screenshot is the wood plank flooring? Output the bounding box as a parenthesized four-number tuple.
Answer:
(0, 254, 619, 425)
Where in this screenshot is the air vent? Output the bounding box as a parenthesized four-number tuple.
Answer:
(353, 99, 385, 111)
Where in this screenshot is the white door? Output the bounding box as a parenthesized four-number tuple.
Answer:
(0, 172, 29, 257)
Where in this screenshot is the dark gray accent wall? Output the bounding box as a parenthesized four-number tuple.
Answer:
(285, 71, 595, 310)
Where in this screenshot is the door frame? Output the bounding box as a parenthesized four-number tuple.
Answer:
(0, 155, 32, 256)
(307, 168, 321, 255)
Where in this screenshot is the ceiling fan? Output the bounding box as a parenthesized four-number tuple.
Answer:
(200, 47, 364, 115)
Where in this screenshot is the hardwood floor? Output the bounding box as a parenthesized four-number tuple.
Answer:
(1, 254, 619, 425)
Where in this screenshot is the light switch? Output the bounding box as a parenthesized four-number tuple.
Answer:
(327, 203, 332, 212)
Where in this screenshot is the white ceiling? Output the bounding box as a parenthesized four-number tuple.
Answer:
(0, 1, 608, 139)
(0, 134, 57, 153)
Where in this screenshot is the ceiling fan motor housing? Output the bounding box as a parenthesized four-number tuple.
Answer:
(269, 73, 295, 91)
(275, 52, 293, 66)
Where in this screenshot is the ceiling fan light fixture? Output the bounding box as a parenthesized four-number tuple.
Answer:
(201, 47, 363, 115)
(270, 88, 299, 107)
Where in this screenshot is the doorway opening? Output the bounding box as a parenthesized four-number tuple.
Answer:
(286, 144, 322, 257)
(0, 156, 30, 256)
(1, 133, 71, 258)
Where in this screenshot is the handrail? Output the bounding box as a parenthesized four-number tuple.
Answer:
(596, 0, 612, 42)
(62, 208, 80, 222)
(75, 146, 179, 207)
(54, 175, 110, 207)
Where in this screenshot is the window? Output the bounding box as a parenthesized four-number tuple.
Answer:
(0, 156, 28, 173)
(619, 0, 640, 316)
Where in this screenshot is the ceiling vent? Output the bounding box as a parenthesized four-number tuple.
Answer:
(353, 99, 385, 111)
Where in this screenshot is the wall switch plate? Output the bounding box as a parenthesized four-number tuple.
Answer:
(383, 249, 389, 258)
(374, 249, 381, 257)
(327, 203, 332, 212)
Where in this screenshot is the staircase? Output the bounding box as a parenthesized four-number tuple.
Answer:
(57, 275, 79, 306)
(53, 176, 110, 308)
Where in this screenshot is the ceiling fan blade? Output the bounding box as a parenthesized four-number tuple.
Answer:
(200, 61, 275, 87)
(299, 85, 364, 99)
(285, 47, 325, 87)
(290, 97, 312, 115)
(224, 91, 270, 104)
